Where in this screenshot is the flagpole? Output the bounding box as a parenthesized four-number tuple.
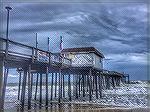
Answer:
(60, 36, 63, 51)
(48, 37, 50, 52)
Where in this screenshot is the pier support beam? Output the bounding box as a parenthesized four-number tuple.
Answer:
(28, 65, 32, 110)
(34, 73, 39, 100)
(62, 73, 65, 98)
(0, 58, 4, 110)
(1, 66, 9, 111)
(88, 68, 92, 101)
(98, 75, 102, 98)
(18, 71, 22, 100)
(21, 69, 27, 109)
(58, 68, 62, 103)
(55, 73, 57, 98)
(68, 73, 71, 101)
(82, 75, 85, 97)
(95, 75, 98, 99)
(51, 73, 54, 101)
(39, 73, 42, 108)
(45, 67, 49, 107)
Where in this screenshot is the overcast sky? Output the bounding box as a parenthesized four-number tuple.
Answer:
(0, 2, 149, 81)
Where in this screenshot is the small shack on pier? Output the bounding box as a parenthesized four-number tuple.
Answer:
(61, 47, 104, 69)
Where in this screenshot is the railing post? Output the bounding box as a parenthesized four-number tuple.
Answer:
(32, 48, 34, 63)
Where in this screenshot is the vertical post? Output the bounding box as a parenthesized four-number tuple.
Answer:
(95, 75, 98, 99)
(62, 73, 65, 98)
(58, 68, 62, 103)
(78, 74, 80, 97)
(55, 73, 57, 98)
(98, 75, 102, 98)
(45, 67, 49, 107)
(5, 6, 12, 58)
(48, 37, 50, 52)
(86, 75, 88, 92)
(28, 65, 32, 110)
(1, 67, 9, 110)
(31, 73, 33, 100)
(34, 73, 39, 100)
(106, 75, 110, 89)
(68, 73, 71, 101)
(75, 74, 78, 99)
(88, 68, 92, 101)
(21, 69, 27, 109)
(36, 33, 38, 49)
(51, 73, 54, 101)
(82, 75, 85, 97)
(0, 58, 4, 111)
(127, 75, 130, 84)
(112, 77, 115, 88)
(35, 33, 38, 58)
(18, 71, 22, 100)
(39, 73, 42, 108)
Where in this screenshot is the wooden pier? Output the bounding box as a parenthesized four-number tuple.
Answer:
(0, 37, 129, 111)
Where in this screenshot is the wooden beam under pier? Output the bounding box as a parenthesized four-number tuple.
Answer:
(18, 71, 22, 100)
(51, 73, 54, 101)
(34, 73, 39, 100)
(28, 65, 32, 110)
(21, 69, 27, 110)
(39, 73, 42, 108)
(68, 73, 71, 101)
(45, 67, 49, 107)
(1, 67, 9, 111)
(55, 73, 57, 98)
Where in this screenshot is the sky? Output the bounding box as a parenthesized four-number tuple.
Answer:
(0, 2, 149, 82)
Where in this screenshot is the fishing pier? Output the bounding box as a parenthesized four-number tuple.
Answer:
(0, 37, 129, 111)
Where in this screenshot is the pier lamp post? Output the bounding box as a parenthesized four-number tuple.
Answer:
(5, 6, 12, 40)
(0, 6, 12, 110)
(5, 6, 12, 57)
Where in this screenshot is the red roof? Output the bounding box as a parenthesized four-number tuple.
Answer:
(61, 47, 104, 58)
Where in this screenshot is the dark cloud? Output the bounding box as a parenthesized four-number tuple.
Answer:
(0, 3, 148, 80)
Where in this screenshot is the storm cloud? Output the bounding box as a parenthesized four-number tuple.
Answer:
(0, 3, 149, 80)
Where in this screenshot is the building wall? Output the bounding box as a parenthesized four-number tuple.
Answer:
(93, 53, 103, 69)
(63, 52, 103, 69)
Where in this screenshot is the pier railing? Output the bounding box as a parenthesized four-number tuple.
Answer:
(0, 38, 71, 66)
